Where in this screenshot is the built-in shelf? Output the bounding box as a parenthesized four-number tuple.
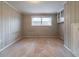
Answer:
(57, 8, 64, 23)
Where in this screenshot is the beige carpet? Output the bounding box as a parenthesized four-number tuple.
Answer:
(0, 37, 74, 57)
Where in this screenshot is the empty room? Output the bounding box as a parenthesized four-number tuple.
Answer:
(0, 1, 79, 57)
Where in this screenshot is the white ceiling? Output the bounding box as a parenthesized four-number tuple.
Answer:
(8, 1, 64, 14)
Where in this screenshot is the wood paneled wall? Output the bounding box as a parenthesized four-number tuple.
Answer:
(0, 1, 2, 49)
(64, 1, 79, 51)
(58, 22, 64, 40)
(0, 2, 21, 51)
(21, 14, 58, 37)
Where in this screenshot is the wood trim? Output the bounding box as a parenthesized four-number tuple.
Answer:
(0, 37, 21, 52)
(22, 36, 59, 38)
(64, 44, 75, 56)
(3, 1, 19, 12)
(64, 45, 72, 52)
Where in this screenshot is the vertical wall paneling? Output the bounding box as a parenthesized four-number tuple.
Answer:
(22, 14, 58, 37)
(0, 2, 21, 51)
(64, 2, 79, 55)
(0, 2, 2, 49)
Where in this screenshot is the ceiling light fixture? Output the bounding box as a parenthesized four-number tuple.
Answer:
(28, 1, 40, 4)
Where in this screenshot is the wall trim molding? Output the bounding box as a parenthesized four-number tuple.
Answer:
(64, 44, 72, 52)
(0, 37, 21, 52)
(22, 36, 59, 38)
(64, 44, 75, 56)
(3, 1, 19, 12)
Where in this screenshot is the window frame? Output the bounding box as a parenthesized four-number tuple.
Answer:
(31, 16, 52, 26)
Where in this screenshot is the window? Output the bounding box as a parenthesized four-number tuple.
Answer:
(32, 16, 52, 26)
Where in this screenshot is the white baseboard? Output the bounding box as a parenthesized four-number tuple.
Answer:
(0, 37, 21, 52)
(22, 36, 59, 38)
(64, 45, 72, 52)
(64, 45, 76, 56)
